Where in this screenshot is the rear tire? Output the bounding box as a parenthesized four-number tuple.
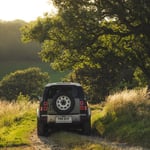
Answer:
(37, 118, 48, 136)
(82, 118, 91, 135)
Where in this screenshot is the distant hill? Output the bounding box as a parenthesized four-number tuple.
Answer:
(0, 20, 67, 81)
(0, 20, 41, 61)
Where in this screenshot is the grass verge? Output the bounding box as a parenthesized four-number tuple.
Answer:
(91, 87, 150, 148)
(0, 100, 38, 147)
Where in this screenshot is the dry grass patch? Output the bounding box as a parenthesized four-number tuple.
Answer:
(92, 87, 150, 148)
(105, 87, 149, 113)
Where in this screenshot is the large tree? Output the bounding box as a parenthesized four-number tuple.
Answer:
(97, 0, 150, 83)
(21, 0, 150, 102)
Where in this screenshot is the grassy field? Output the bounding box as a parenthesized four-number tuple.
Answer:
(0, 60, 68, 82)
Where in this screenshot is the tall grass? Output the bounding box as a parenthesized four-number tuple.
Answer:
(0, 99, 38, 147)
(92, 87, 150, 148)
(104, 88, 149, 121)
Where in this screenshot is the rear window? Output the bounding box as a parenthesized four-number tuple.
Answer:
(43, 85, 84, 100)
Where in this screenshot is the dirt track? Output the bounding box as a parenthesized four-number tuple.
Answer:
(29, 130, 147, 150)
(30, 130, 64, 150)
(1, 130, 147, 150)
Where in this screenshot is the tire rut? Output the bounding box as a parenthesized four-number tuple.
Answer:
(30, 130, 64, 150)
(30, 130, 148, 150)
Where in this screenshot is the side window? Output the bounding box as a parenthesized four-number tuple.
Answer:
(77, 87, 84, 99)
(72, 86, 78, 98)
(43, 87, 49, 101)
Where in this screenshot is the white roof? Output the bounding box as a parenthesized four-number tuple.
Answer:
(45, 82, 81, 87)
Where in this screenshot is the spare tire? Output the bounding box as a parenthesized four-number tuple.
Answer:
(52, 93, 75, 114)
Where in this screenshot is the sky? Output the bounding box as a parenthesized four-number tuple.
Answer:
(0, 0, 57, 22)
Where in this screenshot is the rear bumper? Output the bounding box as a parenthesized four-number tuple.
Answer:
(39, 114, 89, 124)
(37, 108, 91, 125)
(50, 114, 88, 122)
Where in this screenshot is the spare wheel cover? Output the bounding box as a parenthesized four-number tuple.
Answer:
(53, 94, 75, 114)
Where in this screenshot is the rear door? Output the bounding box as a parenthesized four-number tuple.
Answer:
(47, 85, 81, 115)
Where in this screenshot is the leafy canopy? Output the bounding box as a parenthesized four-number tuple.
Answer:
(21, 0, 150, 101)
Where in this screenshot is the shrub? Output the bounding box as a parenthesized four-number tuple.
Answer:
(0, 67, 50, 100)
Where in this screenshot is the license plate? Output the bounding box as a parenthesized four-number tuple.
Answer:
(56, 116, 72, 123)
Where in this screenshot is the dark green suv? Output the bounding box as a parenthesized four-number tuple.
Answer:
(37, 82, 91, 136)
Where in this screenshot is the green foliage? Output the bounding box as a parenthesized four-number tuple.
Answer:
(16, 92, 30, 103)
(21, 0, 150, 102)
(0, 67, 50, 100)
(133, 67, 148, 87)
(92, 88, 150, 148)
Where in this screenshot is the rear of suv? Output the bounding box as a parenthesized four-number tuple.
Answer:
(37, 82, 91, 136)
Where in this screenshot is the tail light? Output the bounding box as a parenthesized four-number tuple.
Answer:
(80, 100, 88, 111)
(40, 101, 48, 112)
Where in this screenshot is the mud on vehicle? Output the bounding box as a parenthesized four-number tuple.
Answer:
(37, 82, 91, 136)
